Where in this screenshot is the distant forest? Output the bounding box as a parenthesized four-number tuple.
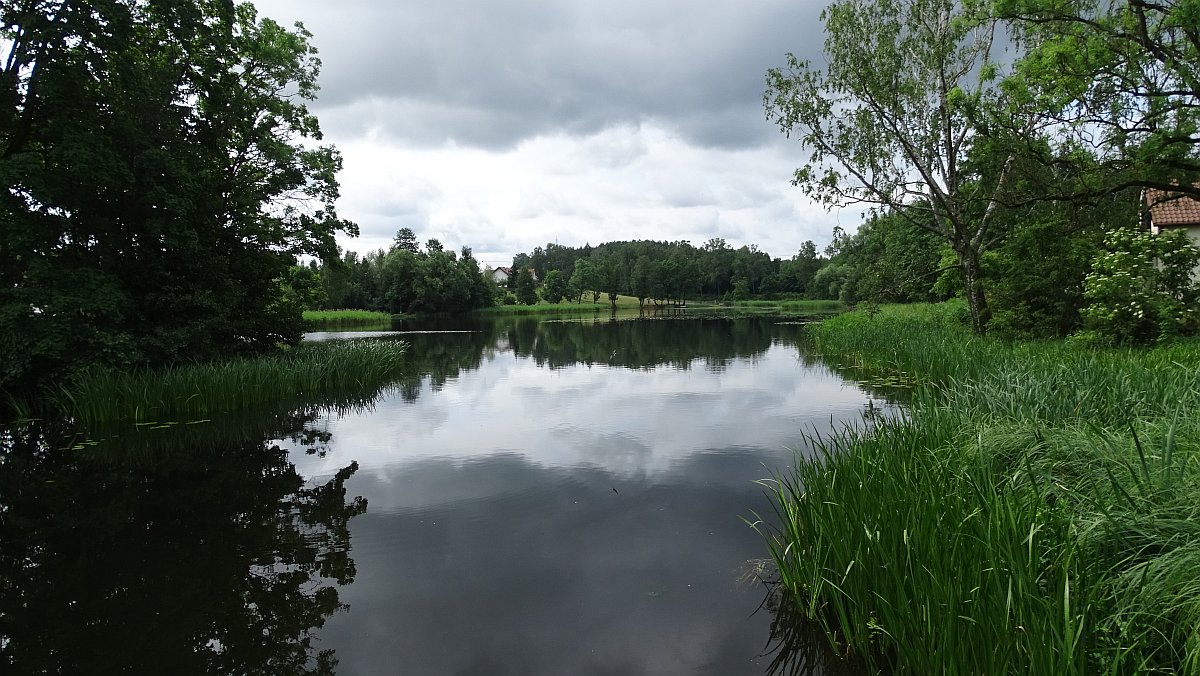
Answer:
(304, 173, 1152, 344)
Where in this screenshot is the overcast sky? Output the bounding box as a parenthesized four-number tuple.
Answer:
(254, 0, 854, 268)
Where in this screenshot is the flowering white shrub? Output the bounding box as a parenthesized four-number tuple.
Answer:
(1079, 227, 1200, 344)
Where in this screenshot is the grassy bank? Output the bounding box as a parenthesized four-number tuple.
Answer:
(53, 339, 408, 425)
(758, 302, 1200, 673)
(476, 301, 614, 315)
(478, 294, 653, 314)
(726, 298, 844, 313)
(303, 309, 394, 329)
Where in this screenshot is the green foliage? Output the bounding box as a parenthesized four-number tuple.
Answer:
(315, 238, 496, 315)
(281, 265, 327, 312)
(775, 240, 823, 297)
(508, 238, 832, 307)
(760, 303, 1200, 672)
(629, 256, 653, 307)
(541, 270, 567, 304)
(815, 212, 948, 304)
(1080, 227, 1200, 344)
(515, 268, 539, 306)
(980, 189, 1134, 339)
(994, 0, 1200, 194)
(569, 258, 598, 303)
(0, 1, 354, 397)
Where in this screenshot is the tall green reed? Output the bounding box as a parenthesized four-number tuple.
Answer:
(759, 302, 1200, 673)
(54, 339, 408, 425)
(302, 309, 394, 329)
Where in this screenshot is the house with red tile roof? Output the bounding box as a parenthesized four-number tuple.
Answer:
(1143, 188, 1200, 246)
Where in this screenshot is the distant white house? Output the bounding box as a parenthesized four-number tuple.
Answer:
(486, 266, 539, 284)
(488, 266, 514, 284)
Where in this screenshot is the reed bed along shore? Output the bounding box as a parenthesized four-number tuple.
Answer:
(758, 302, 1200, 674)
(55, 339, 408, 425)
(302, 309, 394, 329)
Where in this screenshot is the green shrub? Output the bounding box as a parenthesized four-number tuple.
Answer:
(1080, 227, 1200, 344)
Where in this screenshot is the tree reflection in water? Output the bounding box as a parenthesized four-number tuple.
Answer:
(0, 409, 366, 675)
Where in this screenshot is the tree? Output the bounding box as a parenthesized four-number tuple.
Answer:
(596, 256, 623, 308)
(631, 256, 654, 308)
(541, 270, 567, 304)
(701, 238, 735, 297)
(459, 247, 497, 309)
(280, 264, 326, 311)
(515, 267, 538, 305)
(766, 0, 1019, 334)
(993, 0, 1200, 199)
(392, 227, 419, 253)
(777, 241, 824, 296)
(0, 1, 354, 395)
(821, 208, 948, 304)
(569, 259, 598, 304)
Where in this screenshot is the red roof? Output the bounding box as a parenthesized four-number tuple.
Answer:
(1145, 188, 1200, 226)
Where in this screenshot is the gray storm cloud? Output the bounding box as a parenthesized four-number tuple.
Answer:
(256, 0, 828, 150)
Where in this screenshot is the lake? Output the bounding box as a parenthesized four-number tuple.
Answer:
(1, 313, 880, 675)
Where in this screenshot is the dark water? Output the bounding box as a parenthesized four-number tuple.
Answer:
(1, 314, 879, 675)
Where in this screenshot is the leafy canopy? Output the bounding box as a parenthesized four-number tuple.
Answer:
(0, 1, 355, 395)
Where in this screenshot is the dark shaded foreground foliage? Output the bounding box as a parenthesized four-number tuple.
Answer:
(757, 303, 1200, 673)
(1, 1, 355, 398)
(0, 410, 367, 675)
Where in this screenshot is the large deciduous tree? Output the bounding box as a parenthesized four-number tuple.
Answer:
(0, 1, 354, 395)
(993, 0, 1200, 197)
(766, 0, 1018, 334)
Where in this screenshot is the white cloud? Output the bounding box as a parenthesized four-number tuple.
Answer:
(332, 123, 840, 266)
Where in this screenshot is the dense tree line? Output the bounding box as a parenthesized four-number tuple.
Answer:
(308, 228, 497, 314)
(506, 238, 829, 307)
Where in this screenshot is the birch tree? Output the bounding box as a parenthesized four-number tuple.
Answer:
(766, 0, 1019, 334)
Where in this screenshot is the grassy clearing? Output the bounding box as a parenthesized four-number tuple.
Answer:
(757, 302, 1200, 673)
(303, 309, 394, 329)
(53, 339, 408, 425)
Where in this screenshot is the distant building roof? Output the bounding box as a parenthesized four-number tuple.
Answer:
(1145, 188, 1200, 227)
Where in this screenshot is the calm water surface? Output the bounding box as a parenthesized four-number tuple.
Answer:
(1, 314, 880, 675)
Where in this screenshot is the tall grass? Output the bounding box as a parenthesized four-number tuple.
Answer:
(757, 302, 1200, 673)
(54, 339, 408, 425)
(303, 309, 394, 329)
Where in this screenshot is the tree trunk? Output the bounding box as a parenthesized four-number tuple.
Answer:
(957, 246, 991, 335)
